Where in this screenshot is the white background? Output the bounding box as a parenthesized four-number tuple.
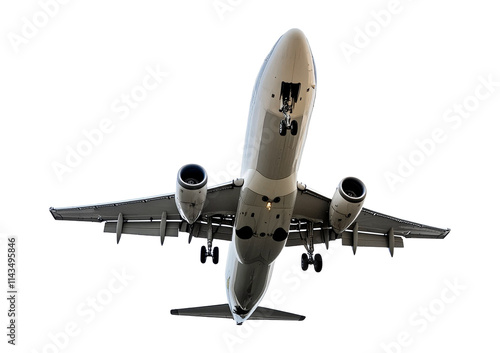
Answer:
(1, 0, 499, 352)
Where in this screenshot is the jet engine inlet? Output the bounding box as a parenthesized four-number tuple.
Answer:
(175, 164, 208, 224)
(329, 177, 367, 234)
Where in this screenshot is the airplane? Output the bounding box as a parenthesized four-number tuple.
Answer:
(50, 28, 450, 325)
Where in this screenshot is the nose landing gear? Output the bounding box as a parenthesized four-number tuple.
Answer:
(279, 116, 298, 136)
(278, 81, 300, 136)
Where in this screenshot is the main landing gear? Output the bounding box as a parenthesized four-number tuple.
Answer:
(301, 221, 322, 273)
(200, 217, 219, 264)
(301, 253, 322, 273)
(201, 244, 219, 264)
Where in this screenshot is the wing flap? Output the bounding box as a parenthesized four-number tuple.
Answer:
(102, 217, 234, 240)
(342, 231, 404, 248)
(104, 221, 181, 237)
(183, 219, 234, 241)
(286, 226, 334, 247)
(354, 208, 450, 239)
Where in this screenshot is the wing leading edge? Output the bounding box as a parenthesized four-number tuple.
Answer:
(49, 180, 243, 243)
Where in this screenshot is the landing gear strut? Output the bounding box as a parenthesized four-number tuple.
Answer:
(279, 99, 298, 136)
(200, 217, 219, 264)
(301, 221, 322, 272)
(279, 80, 300, 137)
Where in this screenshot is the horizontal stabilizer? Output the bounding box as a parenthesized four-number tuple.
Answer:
(171, 304, 305, 321)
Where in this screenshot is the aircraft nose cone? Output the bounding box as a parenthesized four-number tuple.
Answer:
(269, 28, 315, 84)
(282, 28, 307, 43)
(277, 28, 310, 54)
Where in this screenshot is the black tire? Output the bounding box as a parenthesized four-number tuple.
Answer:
(213, 247, 219, 265)
(301, 253, 309, 271)
(201, 246, 207, 264)
(313, 253, 323, 273)
(290, 120, 298, 135)
(279, 120, 287, 136)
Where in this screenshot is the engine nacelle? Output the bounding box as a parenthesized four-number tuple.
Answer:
(329, 177, 367, 234)
(175, 164, 208, 224)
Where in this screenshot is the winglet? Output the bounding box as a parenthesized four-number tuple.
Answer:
(49, 207, 61, 220)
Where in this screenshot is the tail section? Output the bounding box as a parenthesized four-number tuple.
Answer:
(171, 304, 305, 322)
(170, 304, 233, 319)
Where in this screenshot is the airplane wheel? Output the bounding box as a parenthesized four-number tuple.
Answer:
(290, 120, 298, 135)
(279, 120, 287, 136)
(313, 254, 323, 273)
(301, 253, 309, 271)
(213, 247, 219, 264)
(201, 246, 207, 264)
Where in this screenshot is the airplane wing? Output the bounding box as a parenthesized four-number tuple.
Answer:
(288, 184, 450, 254)
(49, 180, 243, 243)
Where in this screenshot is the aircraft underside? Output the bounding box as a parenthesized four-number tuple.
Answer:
(49, 28, 449, 325)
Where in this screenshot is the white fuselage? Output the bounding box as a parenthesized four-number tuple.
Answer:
(224, 29, 316, 324)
